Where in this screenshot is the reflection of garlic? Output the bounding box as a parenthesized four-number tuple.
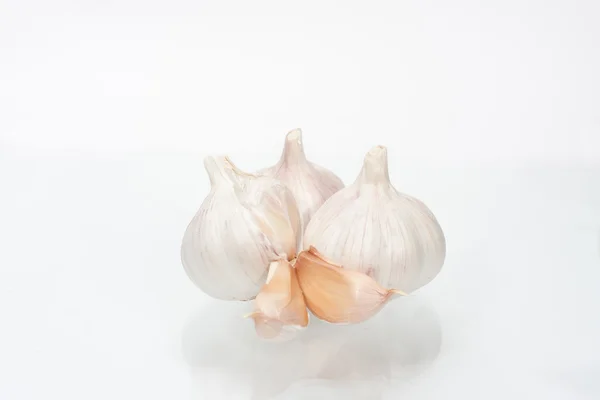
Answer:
(247, 260, 309, 340)
(296, 247, 405, 324)
(258, 129, 344, 231)
(181, 156, 301, 301)
(304, 145, 446, 294)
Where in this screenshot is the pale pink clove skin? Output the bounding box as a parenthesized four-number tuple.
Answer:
(248, 260, 309, 339)
(295, 247, 406, 324)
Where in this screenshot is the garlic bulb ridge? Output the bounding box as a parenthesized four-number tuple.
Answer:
(181, 156, 301, 301)
(258, 129, 344, 232)
(303, 145, 446, 293)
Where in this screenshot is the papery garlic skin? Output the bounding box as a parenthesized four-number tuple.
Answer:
(248, 260, 309, 340)
(295, 247, 404, 324)
(304, 146, 446, 293)
(258, 129, 344, 232)
(181, 156, 301, 301)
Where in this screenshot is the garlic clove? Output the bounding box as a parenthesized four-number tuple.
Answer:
(257, 129, 345, 233)
(181, 156, 301, 301)
(227, 157, 301, 261)
(248, 260, 309, 339)
(295, 247, 406, 324)
(303, 145, 446, 294)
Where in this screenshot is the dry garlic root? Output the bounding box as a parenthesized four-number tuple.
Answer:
(180, 130, 445, 339)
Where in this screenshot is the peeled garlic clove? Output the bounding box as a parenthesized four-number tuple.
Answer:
(304, 145, 446, 294)
(181, 156, 301, 301)
(295, 247, 405, 324)
(258, 129, 345, 232)
(248, 260, 309, 340)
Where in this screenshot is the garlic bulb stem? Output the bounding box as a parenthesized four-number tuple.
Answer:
(360, 145, 390, 185)
(281, 128, 306, 164)
(257, 129, 345, 233)
(203, 156, 232, 187)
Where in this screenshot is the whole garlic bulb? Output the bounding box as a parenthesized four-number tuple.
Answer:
(181, 156, 301, 301)
(303, 145, 446, 293)
(258, 129, 344, 231)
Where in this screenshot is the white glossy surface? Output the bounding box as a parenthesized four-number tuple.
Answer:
(1, 151, 599, 399)
(2, 1, 599, 398)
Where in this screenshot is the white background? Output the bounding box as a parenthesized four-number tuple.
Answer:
(1, 1, 599, 399)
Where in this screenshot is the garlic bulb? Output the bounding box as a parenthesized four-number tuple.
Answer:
(296, 247, 405, 324)
(181, 156, 301, 301)
(258, 129, 344, 231)
(303, 145, 446, 294)
(246, 259, 309, 340)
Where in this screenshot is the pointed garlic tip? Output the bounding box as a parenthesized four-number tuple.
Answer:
(249, 260, 309, 340)
(295, 248, 402, 324)
(203, 155, 231, 187)
(389, 289, 408, 297)
(282, 128, 306, 162)
(360, 145, 390, 185)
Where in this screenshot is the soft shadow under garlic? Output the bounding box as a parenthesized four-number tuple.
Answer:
(181, 294, 442, 400)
